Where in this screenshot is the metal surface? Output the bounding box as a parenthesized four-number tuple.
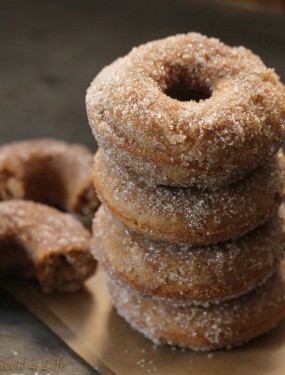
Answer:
(0, 288, 97, 374)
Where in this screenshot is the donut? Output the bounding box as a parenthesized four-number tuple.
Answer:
(93, 205, 285, 304)
(108, 260, 285, 350)
(0, 200, 96, 293)
(93, 148, 285, 245)
(86, 33, 285, 189)
(0, 139, 100, 221)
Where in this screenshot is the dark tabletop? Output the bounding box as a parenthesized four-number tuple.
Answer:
(0, 1, 285, 374)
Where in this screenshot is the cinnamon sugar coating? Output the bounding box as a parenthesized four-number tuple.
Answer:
(0, 139, 100, 221)
(0, 200, 96, 293)
(108, 260, 285, 350)
(93, 148, 285, 245)
(86, 33, 285, 188)
(88, 32, 285, 350)
(93, 206, 285, 304)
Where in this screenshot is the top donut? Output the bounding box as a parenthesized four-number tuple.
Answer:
(86, 33, 285, 189)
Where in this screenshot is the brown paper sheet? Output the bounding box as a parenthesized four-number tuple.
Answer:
(2, 267, 285, 375)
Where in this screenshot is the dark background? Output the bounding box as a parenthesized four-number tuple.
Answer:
(1, 0, 285, 152)
(0, 1, 285, 374)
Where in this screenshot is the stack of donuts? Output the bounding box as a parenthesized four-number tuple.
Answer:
(87, 33, 285, 350)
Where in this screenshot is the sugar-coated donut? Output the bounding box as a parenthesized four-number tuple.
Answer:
(93, 148, 285, 245)
(0, 139, 100, 221)
(0, 200, 96, 293)
(93, 206, 285, 304)
(108, 260, 285, 350)
(86, 33, 285, 189)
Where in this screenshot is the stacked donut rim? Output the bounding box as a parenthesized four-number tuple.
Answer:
(93, 148, 285, 246)
(108, 260, 285, 351)
(92, 205, 285, 304)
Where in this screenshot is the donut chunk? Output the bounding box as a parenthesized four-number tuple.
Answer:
(93, 148, 285, 245)
(93, 206, 285, 304)
(108, 261, 285, 350)
(0, 200, 96, 293)
(0, 139, 100, 221)
(86, 33, 285, 189)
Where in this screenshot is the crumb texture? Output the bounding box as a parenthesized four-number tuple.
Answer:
(0, 200, 96, 293)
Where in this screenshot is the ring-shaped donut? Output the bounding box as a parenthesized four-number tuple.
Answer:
(0, 139, 100, 221)
(87, 33, 285, 188)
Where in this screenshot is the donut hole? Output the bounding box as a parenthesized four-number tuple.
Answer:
(23, 157, 67, 209)
(165, 82, 212, 102)
(164, 65, 212, 102)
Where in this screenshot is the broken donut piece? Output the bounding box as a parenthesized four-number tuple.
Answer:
(0, 200, 96, 293)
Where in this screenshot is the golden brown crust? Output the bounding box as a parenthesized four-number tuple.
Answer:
(0, 200, 96, 293)
(108, 260, 285, 350)
(87, 33, 285, 188)
(93, 148, 285, 245)
(0, 139, 100, 221)
(93, 206, 285, 303)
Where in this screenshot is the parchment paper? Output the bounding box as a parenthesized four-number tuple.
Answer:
(2, 267, 285, 375)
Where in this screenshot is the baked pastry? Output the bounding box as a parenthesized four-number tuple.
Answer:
(93, 205, 285, 304)
(93, 148, 285, 245)
(0, 200, 96, 293)
(0, 139, 100, 221)
(87, 33, 285, 189)
(88, 32, 285, 351)
(108, 260, 285, 350)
